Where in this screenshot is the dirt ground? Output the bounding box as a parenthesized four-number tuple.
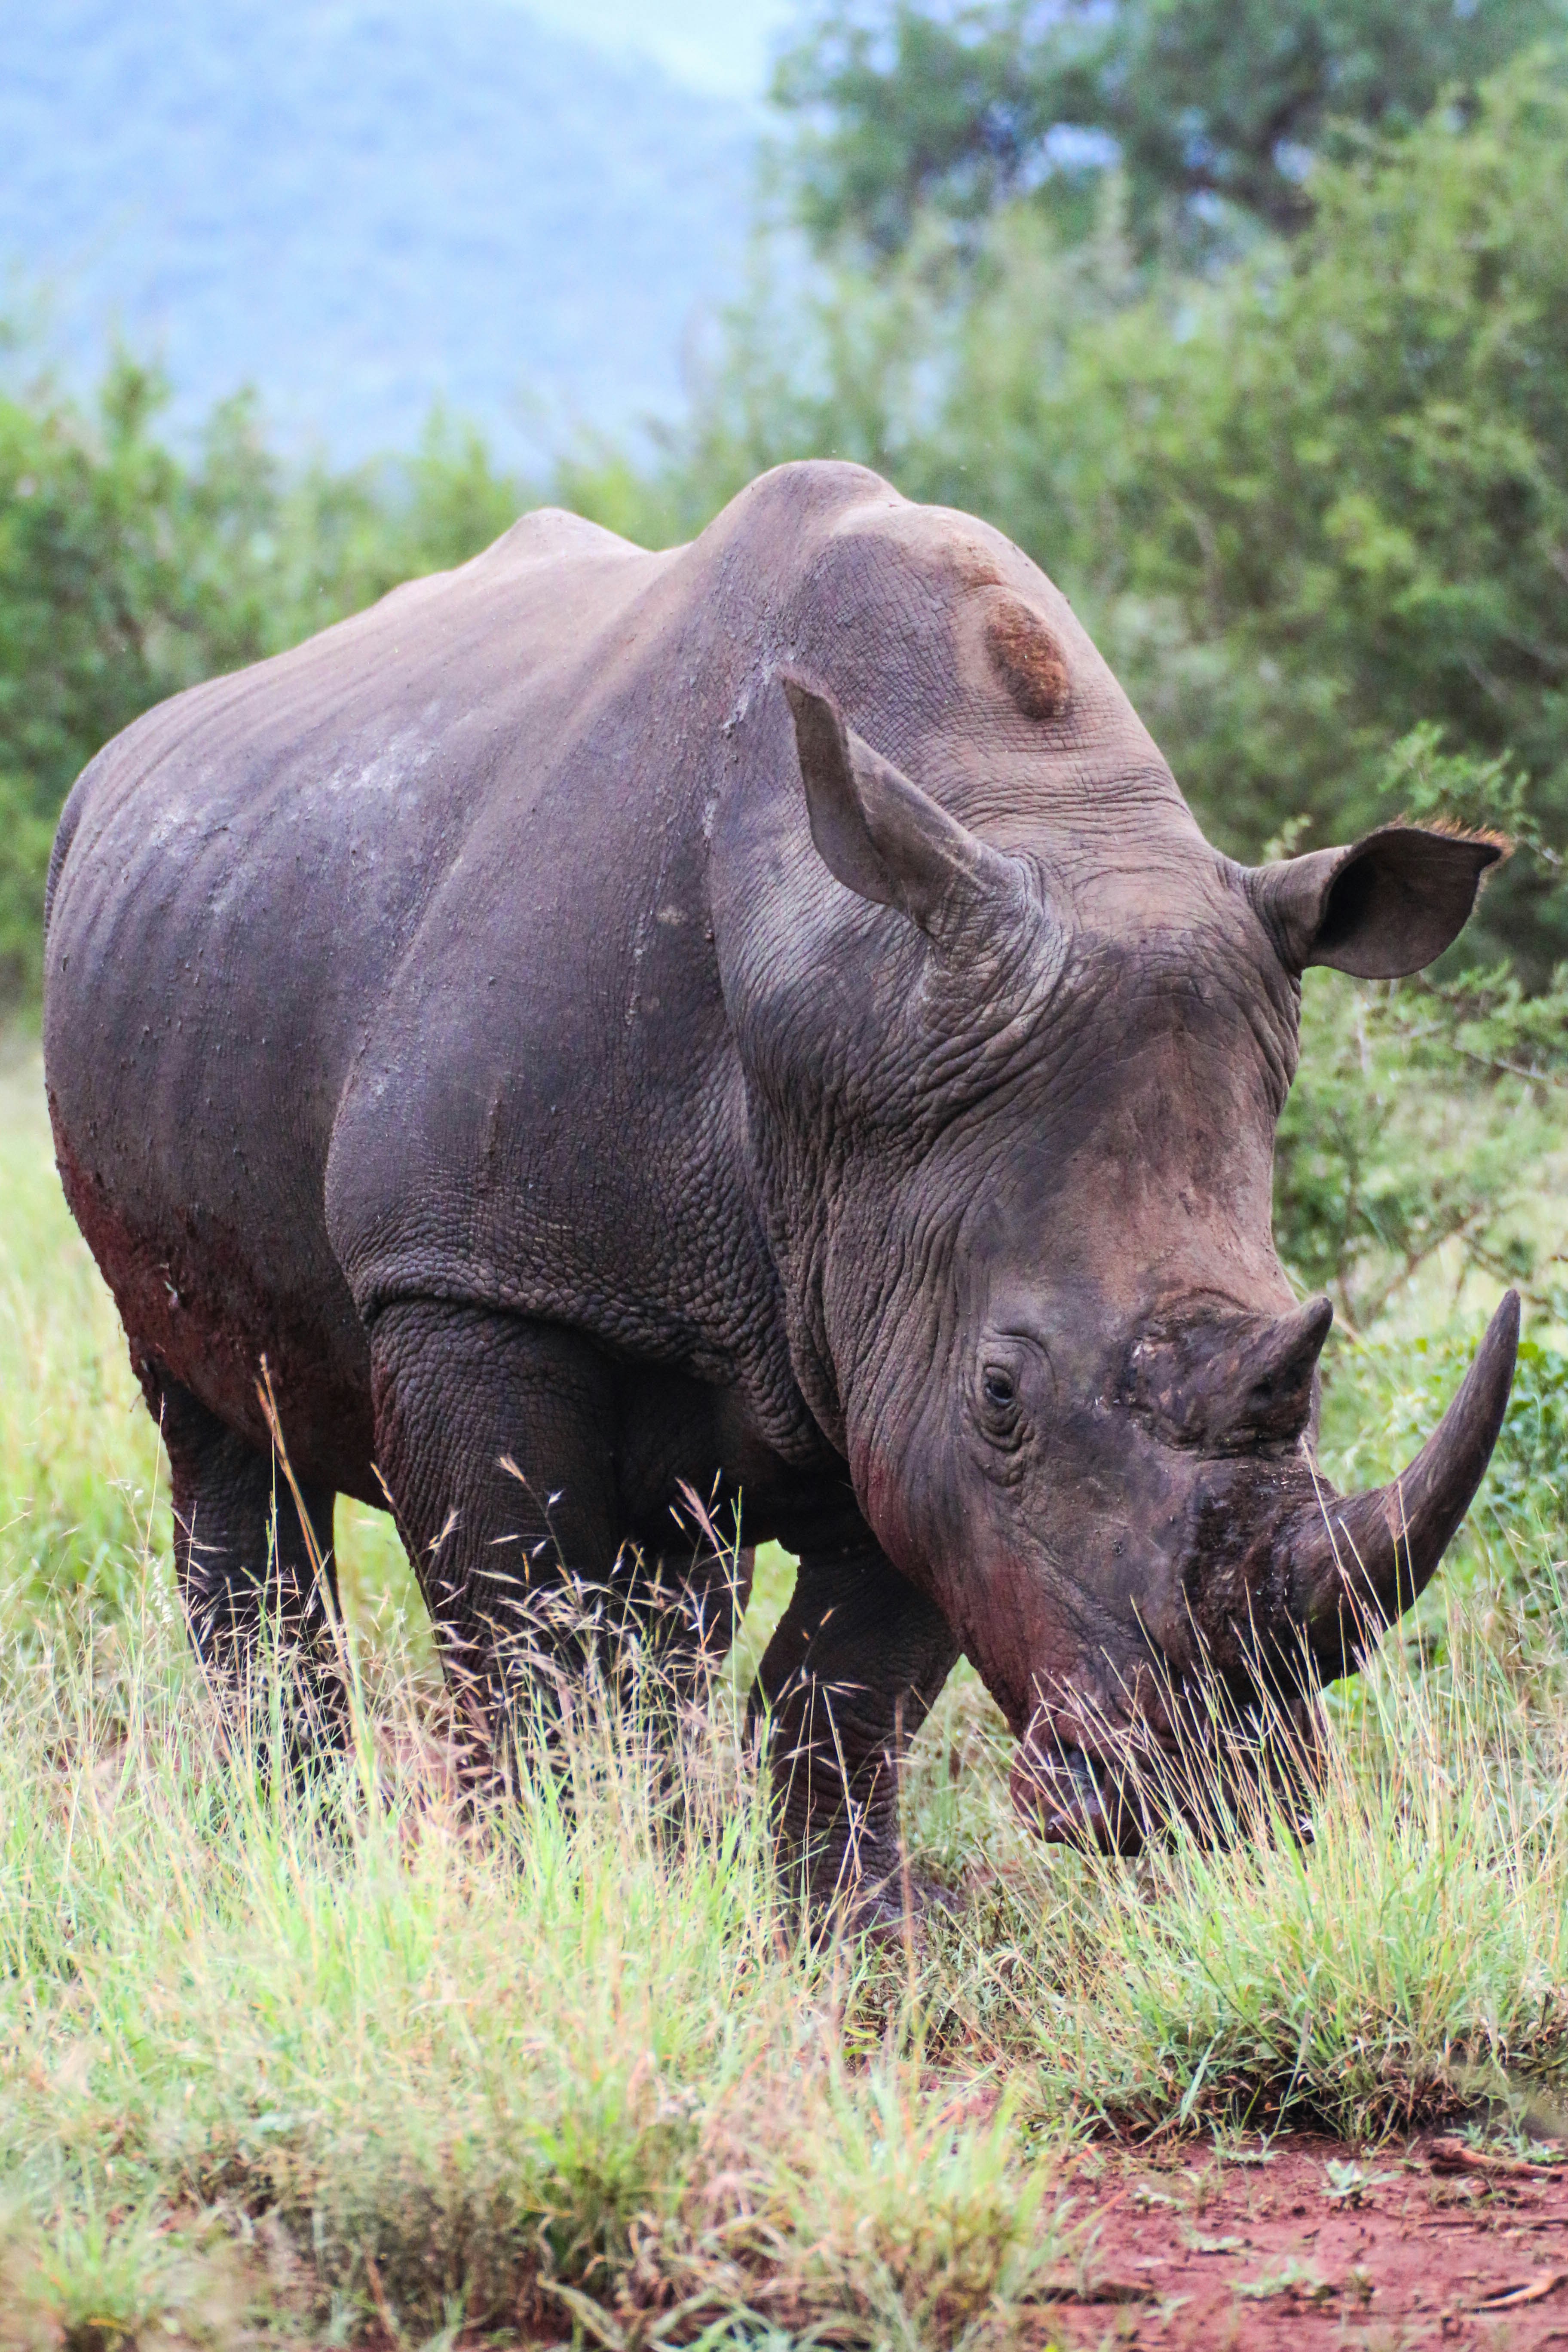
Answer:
(1042, 2132, 1568, 2349)
(349, 2130, 1568, 2351)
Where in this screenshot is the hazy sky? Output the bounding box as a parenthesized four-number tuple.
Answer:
(523, 0, 804, 96)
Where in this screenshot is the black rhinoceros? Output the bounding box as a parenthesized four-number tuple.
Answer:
(43, 461, 1516, 1907)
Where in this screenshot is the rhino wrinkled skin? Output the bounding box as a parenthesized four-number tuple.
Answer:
(43, 462, 1518, 1911)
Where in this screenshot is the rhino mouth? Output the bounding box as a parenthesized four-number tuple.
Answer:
(1011, 1733, 1153, 1858)
(1013, 1727, 1324, 1859)
(1008, 1686, 1319, 1860)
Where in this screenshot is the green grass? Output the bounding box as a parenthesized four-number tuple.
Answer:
(3, 1040, 1567, 2345)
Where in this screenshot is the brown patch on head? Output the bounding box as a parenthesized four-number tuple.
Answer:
(984, 594, 1072, 722)
(952, 544, 1006, 591)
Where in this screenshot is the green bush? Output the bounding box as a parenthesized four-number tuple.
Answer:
(1030, 54, 1568, 977)
(0, 360, 265, 999)
(10, 54, 1568, 993)
(1274, 957, 1568, 1332)
(1322, 1323, 1568, 1569)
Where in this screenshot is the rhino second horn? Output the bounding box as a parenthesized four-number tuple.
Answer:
(1231, 1293, 1334, 1437)
(1283, 1289, 1519, 1660)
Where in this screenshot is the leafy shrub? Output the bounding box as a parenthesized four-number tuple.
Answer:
(1490, 1340, 1568, 1540)
(11, 54, 1568, 992)
(1275, 959, 1568, 1331)
(1323, 1325, 1568, 1565)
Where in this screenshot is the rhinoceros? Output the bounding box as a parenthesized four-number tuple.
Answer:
(43, 460, 1516, 1907)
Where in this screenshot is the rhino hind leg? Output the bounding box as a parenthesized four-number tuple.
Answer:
(138, 1357, 347, 1749)
(749, 1545, 959, 1930)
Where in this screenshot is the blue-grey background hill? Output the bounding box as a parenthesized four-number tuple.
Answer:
(2, 0, 755, 456)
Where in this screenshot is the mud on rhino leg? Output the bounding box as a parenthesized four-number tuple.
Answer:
(138, 1357, 346, 1746)
(749, 1544, 959, 1927)
(369, 1302, 737, 1760)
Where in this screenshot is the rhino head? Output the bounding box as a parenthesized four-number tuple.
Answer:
(771, 668, 1516, 1855)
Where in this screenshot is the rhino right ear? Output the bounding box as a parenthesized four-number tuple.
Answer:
(779, 668, 1014, 939)
(1254, 824, 1507, 980)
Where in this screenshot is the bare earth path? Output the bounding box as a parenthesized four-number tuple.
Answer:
(1042, 2135, 1568, 2348)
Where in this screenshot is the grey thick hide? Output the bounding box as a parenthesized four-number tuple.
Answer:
(43, 459, 1191, 1510)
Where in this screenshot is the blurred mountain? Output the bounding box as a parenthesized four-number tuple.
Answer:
(0, 0, 755, 456)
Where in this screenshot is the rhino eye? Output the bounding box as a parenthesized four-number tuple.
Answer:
(976, 1353, 1030, 1457)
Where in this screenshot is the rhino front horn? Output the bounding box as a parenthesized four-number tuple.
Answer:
(1284, 1289, 1519, 1660)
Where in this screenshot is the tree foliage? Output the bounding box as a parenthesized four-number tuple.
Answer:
(772, 0, 1561, 257)
(0, 361, 265, 998)
(1005, 60, 1568, 975)
(1262, 733, 1568, 1334)
(1275, 960, 1568, 1332)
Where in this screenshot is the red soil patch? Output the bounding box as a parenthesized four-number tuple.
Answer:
(1043, 2132, 1568, 2349)
(346, 2132, 1568, 2350)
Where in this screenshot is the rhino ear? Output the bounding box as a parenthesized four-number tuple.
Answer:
(1255, 824, 1507, 980)
(779, 668, 1014, 937)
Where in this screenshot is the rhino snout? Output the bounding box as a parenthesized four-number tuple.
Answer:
(1010, 1735, 1150, 1856)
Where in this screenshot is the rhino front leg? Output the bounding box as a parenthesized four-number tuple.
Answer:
(369, 1301, 625, 1742)
(750, 1543, 959, 1928)
(368, 1303, 739, 1751)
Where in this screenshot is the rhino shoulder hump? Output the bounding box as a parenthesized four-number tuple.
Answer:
(461, 505, 647, 574)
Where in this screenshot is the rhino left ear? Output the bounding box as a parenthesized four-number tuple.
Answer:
(1253, 824, 1507, 980)
(779, 668, 1015, 938)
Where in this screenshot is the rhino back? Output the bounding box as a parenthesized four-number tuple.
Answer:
(42, 503, 792, 1482)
